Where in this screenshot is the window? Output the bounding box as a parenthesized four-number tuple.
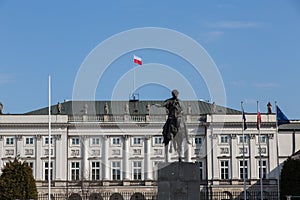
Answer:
(71, 138, 80, 145)
(71, 162, 80, 180)
(220, 160, 230, 180)
(258, 135, 267, 143)
(91, 162, 101, 180)
(5, 137, 14, 145)
(220, 135, 229, 144)
(194, 137, 202, 145)
(154, 137, 163, 145)
(111, 161, 121, 180)
(112, 137, 121, 145)
(44, 137, 53, 145)
(28, 162, 34, 175)
(133, 137, 142, 145)
(91, 137, 100, 145)
(239, 135, 248, 143)
(195, 161, 203, 180)
(239, 160, 248, 179)
(44, 161, 53, 181)
(258, 160, 267, 179)
(25, 137, 34, 145)
(132, 161, 142, 180)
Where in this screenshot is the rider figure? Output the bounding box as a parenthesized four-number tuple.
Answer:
(162, 89, 183, 146)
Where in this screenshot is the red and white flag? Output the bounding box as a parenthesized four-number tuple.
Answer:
(133, 55, 142, 65)
(257, 111, 262, 130)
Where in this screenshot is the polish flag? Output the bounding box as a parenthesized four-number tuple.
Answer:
(133, 55, 142, 65)
(257, 111, 262, 130)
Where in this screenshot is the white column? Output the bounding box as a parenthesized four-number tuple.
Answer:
(184, 137, 191, 162)
(231, 134, 238, 179)
(35, 135, 43, 180)
(16, 135, 22, 157)
(102, 136, 110, 180)
(82, 136, 89, 180)
(249, 134, 256, 180)
(54, 135, 63, 180)
(123, 135, 130, 180)
(0, 137, 3, 171)
(144, 136, 153, 180)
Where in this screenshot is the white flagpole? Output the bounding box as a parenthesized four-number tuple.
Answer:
(48, 75, 51, 200)
(257, 101, 263, 200)
(275, 101, 280, 199)
(241, 102, 247, 200)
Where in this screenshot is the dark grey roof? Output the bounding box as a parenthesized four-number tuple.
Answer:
(25, 100, 241, 115)
(279, 122, 300, 131)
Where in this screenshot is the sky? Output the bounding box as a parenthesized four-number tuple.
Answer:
(0, 0, 300, 119)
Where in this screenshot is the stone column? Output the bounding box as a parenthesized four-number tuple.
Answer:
(123, 135, 130, 180)
(35, 135, 43, 180)
(231, 134, 238, 180)
(249, 134, 256, 181)
(16, 135, 22, 157)
(81, 136, 89, 180)
(144, 135, 153, 181)
(102, 136, 110, 181)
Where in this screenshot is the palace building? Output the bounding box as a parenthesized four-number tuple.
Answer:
(0, 100, 298, 199)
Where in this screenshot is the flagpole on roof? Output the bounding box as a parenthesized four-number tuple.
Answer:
(241, 101, 247, 200)
(48, 75, 51, 200)
(257, 101, 263, 200)
(275, 101, 281, 199)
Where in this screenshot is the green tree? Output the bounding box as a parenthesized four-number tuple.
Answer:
(0, 158, 38, 200)
(280, 157, 300, 199)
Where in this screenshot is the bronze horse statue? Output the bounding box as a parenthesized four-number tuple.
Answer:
(155, 90, 190, 162)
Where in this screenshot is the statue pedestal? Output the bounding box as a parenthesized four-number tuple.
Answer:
(157, 162, 200, 200)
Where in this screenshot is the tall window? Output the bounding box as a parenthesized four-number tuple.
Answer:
(28, 162, 34, 175)
(111, 161, 121, 180)
(196, 161, 203, 180)
(25, 137, 34, 145)
(5, 137, 14, 145)
(220, 135, 229, 144)
(258, 160, 267, 179)
(44, 161, 53, 181)
(239, 160, 248, 179)
(71, 162, 80, 181)
(132, 161, 142, 180)
(220, 160, 230, 180)
(91, 161, 100, 180)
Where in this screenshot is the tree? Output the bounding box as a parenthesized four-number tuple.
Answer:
(280, 157, 300, 199)
(0, 158, 38, 200)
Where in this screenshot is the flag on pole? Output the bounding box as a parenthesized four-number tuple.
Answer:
(257, 111, 262, 130)
(276, 105, 289, 125)
(242, 106, 247, 130)
(133, 55, 142, 65)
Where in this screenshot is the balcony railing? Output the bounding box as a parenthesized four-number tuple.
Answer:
(68, 114, 206, 123)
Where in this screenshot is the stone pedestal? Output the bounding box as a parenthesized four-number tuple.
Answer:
(158, 162, 200, 200)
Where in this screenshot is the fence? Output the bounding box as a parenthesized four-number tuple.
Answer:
(38, 190, 279, 200)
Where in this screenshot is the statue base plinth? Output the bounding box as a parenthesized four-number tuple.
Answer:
(157, 162, 200, 200)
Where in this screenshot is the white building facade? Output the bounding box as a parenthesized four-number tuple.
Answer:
(0, 100, 296, 200)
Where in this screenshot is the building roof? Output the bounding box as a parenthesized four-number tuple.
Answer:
(25, 100, 241, 115)
(279, 121, 300, 131)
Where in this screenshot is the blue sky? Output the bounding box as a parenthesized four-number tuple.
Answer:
(0, 0, 300, 118)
